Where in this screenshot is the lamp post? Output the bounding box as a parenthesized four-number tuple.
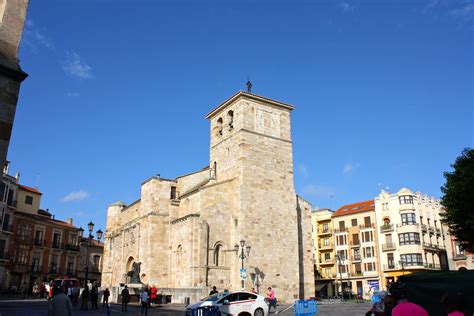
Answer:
(335, 255, 344, 303)
(399, 260, 405, 277)
(78, 221, 103, 288)
(234, 239, 251, 290)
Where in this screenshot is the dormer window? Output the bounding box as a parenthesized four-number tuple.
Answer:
(227, 110, 234, 130)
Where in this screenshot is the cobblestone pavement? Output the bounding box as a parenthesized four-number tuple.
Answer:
(0, 298, 372, 316)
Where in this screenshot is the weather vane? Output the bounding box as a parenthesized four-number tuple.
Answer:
(246, 76, 252, 93)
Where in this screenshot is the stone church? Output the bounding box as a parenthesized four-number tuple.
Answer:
(101, 91, 315, 303)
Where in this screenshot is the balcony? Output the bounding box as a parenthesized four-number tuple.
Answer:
(396, 223, 419, 229)
(334, 228, 348, 234)
(428, 226, 435, 235)
(318, 228, 331, 235)
(64, 244, 80, 252)
(380, 224, 394, 233)
(382, 243, 397, 251)
(421, 224, 428, 233)
(65, 268, 77, 276)
(51, 241, 62, 249)
(33, 238, 44, 247)
(359, 223, 375, 230)
(436, 228, 442, 236)
(351, 272, 364, 277)
(31, 265, 43, 273)
(351, 255, 361, 261)
(319, 258, 335, 265)
(1, 224, 14, 233)
(383, 263, 399, 270)
(454, 253, 467, 260)
(423, 242, 439, 251)
(349, 241, 360, 248)
(49, 266, 61, 274)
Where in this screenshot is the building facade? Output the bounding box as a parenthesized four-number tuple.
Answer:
(332, 200, 381, 299)
(374, 188, 450, 289)
(1, 180, 81, 291)
(311, 208, 336, 298)
(77, 238, 104, 287)
(102, 91, 315, 303)
(446, 236, 473, 270)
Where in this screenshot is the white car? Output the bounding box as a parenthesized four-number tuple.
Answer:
(186, 291, 269, 316)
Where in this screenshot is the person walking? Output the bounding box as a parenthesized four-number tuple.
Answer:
(140, 288, 149, 316)
(48, 286, 73, 316)
(121, 285, 130, 312)
(80, 286, 90, 310)
(103, 288, 110, 308)
(267, 287, 277, 313)
(150, 285, 157, 306)
(389, 281, 428, 316)
(90, 283, 99, 309)
(40, 282, 46, 298)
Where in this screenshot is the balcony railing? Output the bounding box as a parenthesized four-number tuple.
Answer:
(31, 265, 43, 273)
(396, 223, 419, 229)
(51, 241, 62, 249)
(49, 266, 61, 274)
(359, 223, 375, 230)
(64, 244, 80, 252)
(382, 243, 397, 251)
(65, 268, 77, 276)
(350, 241, 360, 247)
(423, 242, 440, 251)
(33, 238, 44, 246)
(352, 272, 363, 277)
(428, 226, 435, 234)
(383, 263, 399, 270)
(334, 228, 348, 234)
(380, 224, 394, 232)
(436, 228, 442, 236)
(319, 258, 335, 264)
(351, 255, 361, 261)
(421, 224, 428, 232)
(318, 229, 331, 235)
(423, 263, 441, 270)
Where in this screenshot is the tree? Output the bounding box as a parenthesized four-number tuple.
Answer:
(440, 148, 474, 252)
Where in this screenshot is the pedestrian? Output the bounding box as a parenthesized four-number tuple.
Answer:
(80, 286, 90, 310)
(365, 291, 393, 316)
(150, 284, 157, 306)
(140, 288, 149, 316)
(103, 288, 110, 308)
(121, 285, 130, 312)
(67, 285, 73, 302)
(442, 292, 470, 316)
(32, 282, 39, 298)
(267, 287, 277, 312)
(20, 282, 28, 299)
(40, 282, 46, 298)
(91, 283, 99, 309)
(389, 281, 428, 316)
(209, 286, 218, 295)
(48, 286, 73, 316)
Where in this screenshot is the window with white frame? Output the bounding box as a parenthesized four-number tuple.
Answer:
(399, 195, 413, 204)
(399, 232, 420, 245)
(400, 253, 423, 266)
(401, 213, 416, 225)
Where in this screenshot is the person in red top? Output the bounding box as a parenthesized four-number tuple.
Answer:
(150, 285, 157, 306)
(267, 287, 276, 312)
(389, 282, 428, 316)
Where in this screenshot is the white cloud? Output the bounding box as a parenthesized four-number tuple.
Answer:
(303, 184, 335, 199)
(449, 2, 474, 21)
(343, 162, 360, 174)
(21, 19, 55, 52)
(297, 164, 309, 178)
(61, 190, 90, 202)
(62, 52, 93, 80)
(339, 1, 355, 13)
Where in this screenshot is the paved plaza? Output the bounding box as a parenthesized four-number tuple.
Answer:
(0, 298, 372, 316)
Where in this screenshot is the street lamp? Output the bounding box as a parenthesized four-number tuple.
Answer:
(335, 255, 344, 303)
(82, 221, 103, 289)
(235, 239, 251, 290)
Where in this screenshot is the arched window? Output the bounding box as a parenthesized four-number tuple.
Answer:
(217, 117, 223, 136)
(227, 111, 234, 130)
(214, 243, 222, 266)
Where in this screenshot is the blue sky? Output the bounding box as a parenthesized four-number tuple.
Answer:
(8, 0, 473, 233)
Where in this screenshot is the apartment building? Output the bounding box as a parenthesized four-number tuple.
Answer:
(332, 200, 381, 299)
(5, 183, 81, 290)
(311, 208, 336, 297)
(374, 188, 450, 288)
(446, 235, 473, 270)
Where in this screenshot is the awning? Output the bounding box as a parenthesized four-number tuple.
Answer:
(315, 283, 328, 291)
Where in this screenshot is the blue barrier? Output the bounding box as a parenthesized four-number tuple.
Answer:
(294, 299, 318, 316)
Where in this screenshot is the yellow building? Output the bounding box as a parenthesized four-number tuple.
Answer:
(332, 200, 382, 299)
(311, 208, 336, 298)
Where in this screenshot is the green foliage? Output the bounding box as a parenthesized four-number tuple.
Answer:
(440, 148, 474, 252)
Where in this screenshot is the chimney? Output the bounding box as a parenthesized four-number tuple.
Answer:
(67, 218, 73, 225)
(3, 161, 9, 175)
(15, 171, 20, 181)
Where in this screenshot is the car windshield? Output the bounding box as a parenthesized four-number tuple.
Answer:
(202, 293, 226, 302)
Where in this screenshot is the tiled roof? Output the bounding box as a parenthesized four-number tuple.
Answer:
(19, 184, 42, 195)
(332, 200, 375, 218)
